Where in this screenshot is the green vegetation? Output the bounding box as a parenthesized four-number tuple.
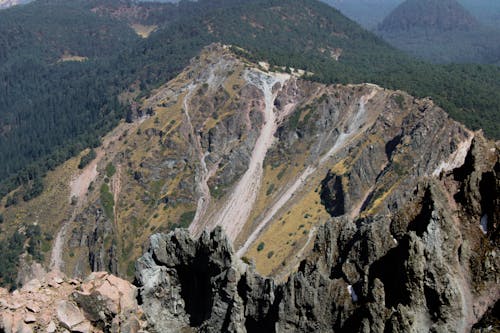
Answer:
(105, 163, 117, 178)
(393, 94, 405, 109)
(0, 225, 47, 290)
(26, 224, 44, 262)
(0, 231, 26, 289)
(170, 210, 196, 230)
(288, 108, 303, 130)
(78, 149, 97, 169)
(241, 256, 252, 265)
(100, 184, 115, 219)
(266, 183, 275, 196)
(179, 211, 196, 228)
(277, 167, 287, 181)
(257, 242, 265, 252)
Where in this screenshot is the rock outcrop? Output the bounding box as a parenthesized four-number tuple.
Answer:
(135, 134, 499, 332)
(0, 271, 144, 333)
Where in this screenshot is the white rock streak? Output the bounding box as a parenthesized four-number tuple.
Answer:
(184, 84, 214, 233)
(432, 133, 474, 177)
(207, 70, 290, 242)
(480, 214, 488, 234)
(238, 88, 377, 256)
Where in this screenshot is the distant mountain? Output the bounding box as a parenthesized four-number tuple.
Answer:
(323, 0, 500, 31)
(376, 0, 500, 64)
(0, 0, 31, 10)
(322, 0, 401, 29)
(379, 0, 478, 32)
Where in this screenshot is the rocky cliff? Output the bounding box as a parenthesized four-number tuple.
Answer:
(0, 44, 498, 332)
(136, 133, 499, 332)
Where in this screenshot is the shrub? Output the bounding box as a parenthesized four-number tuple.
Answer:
(100, 184, 114, 219)
(105, 163, 116, 178)
(78, 149, 96, 169)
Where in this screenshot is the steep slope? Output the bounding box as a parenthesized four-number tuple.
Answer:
(377, 0, 500, 64)
(0, 43, 498, 332)
(1, 44, 494, 283)
(136, 129, 499, 332)
(322, 0, 402, 29)
(323, 0, 500, 30)
(1, 0, 500, 211)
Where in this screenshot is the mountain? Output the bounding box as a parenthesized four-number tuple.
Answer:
(379, 0, 479, 32)
(377, 0, 500, 64)
(323, 0, 500, 30)
(0, 43, 499, 333)
(0, 0, 500, 322)
(0, 0, 499, 213)
(461, 0, 500, 28)
(0, 0, 30, 10)
(322, 0, 402, 29)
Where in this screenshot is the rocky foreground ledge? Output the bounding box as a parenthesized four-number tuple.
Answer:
(0, 271, 145, 333)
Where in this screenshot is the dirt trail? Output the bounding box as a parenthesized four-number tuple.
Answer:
(51, 121, 137, 272)
(49, 215, 72, 271)
(69, 150, 103, 202)
(50, 152, 104, 271)
(238, 89, 377, 256)
(112, 164, 122, 227)
(205, 70, 290, 243)
(183, 84, 216, 236)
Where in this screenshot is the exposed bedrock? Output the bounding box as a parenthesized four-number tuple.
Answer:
(136, 135, 499, 333)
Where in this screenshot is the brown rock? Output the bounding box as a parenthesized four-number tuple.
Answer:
(56, 300, 85, 330)
(95, 280, 120, 314)
(21, 279, 42, 293)
(24, 313, 37, 323)
(71, 321, 91, 333)
(46, 320, 57, 333)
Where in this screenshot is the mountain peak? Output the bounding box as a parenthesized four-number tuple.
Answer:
(379, 0, 479, 32)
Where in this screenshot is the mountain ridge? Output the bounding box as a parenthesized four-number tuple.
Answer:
(1, 0, 500, 210)
(0, 42, 498, 332)
(378, 0, 479, 32)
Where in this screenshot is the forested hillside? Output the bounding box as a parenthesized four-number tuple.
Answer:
(0, 0, 499, 205)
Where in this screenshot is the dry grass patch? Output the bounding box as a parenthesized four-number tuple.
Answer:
(58, 54, 88, 62)
(130, 24, 157, 38)
(245, 187, 329, 276)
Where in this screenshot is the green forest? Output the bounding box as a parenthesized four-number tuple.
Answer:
(0, 0, 499, 205)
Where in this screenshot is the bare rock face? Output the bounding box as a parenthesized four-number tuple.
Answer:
(135, 134, 499, 332)
(0, 271, 145, 333)
(135, 227, 275, 333)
